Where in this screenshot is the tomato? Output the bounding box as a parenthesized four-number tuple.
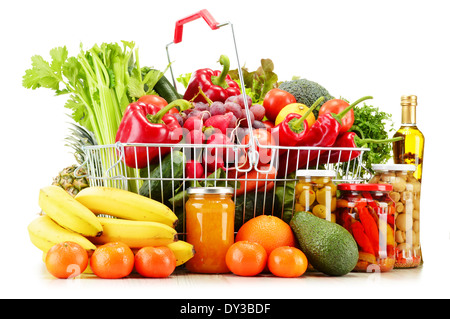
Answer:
(137, 95, 179, 114)
(262, 120, 275, 131)
(275, 103, 316, 129)
(263, 88, 297, 122)
(319, 99, 354, 133)
(242, 129, 275, 166)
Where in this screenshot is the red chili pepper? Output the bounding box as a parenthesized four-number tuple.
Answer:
(183, 55, 241, 103)
(278, 96, 372, 175)
(351, 221, 375, 255)
(318, 131, 403, 165)
(358, 206, 379, 256)
(361, 191, 378, 211)
(115, 99, 192, 169)
(339, 211, 356, 233)
(387, 207, 395, 227)
(270, 97, 321, 156)
(367, 205, 380, 226)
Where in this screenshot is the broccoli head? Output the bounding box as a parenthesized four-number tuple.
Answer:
(279, 78, 334, 116)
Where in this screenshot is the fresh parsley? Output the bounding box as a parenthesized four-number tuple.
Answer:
(337, 102, 395, 178)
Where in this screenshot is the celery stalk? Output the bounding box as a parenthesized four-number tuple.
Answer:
(23, 41, 169, 193)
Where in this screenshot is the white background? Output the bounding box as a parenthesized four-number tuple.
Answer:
(1, 0, 449, 299)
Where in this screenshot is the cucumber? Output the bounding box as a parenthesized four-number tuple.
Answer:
(139, 151, 186, 202)
(154, 74, 183, 103)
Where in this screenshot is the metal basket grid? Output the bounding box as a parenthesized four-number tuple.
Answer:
(80, 140, 369, 235)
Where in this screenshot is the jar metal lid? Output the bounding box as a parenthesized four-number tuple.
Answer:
(338, 183, 393, 192)
(296, 169, 336, 178)
(372, 164, 416, 172)
(187, 187, 234, 195)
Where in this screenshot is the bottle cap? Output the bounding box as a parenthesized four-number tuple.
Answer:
(372, 164, 416, 172)
(401, 95, 417, 107)
(338, 183, 393, 192)
(296, 169, 336, 178)
(187, 187, 234, 195)
(401, 95, 417, 124)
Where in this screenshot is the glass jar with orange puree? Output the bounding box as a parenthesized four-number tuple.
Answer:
(185, 187, 235, 273)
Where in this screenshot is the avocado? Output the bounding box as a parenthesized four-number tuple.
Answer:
(290, 211, 358, 276)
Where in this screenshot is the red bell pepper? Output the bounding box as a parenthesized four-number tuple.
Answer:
(318, 131, 403, 165)
(183, 55, 241, 103)
(116, 99, 192, 169)
(137, 95, 179, 114)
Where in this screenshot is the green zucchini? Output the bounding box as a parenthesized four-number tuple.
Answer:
(154, 74, 183, 103)
(139, 151, 186, 202)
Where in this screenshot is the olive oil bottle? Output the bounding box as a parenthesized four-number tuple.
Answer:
(392, 95, 425, 182)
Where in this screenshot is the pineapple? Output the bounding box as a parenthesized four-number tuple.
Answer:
(52, 123, 97, 196)
(52, 164, 89, 196)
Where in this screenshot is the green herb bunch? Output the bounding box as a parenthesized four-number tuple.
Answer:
(338, 102, 395, 178)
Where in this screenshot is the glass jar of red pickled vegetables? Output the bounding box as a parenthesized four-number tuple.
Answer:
(336, 183, 395, 273)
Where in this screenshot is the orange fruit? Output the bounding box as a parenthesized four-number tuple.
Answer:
(45, 241, 89, 279)
(134, 246, 176, 278)
(90, 242, 134, 279)
(226, 241, 267, 276)
(268, 246, 308, 278)
(235, 215, 296, 255)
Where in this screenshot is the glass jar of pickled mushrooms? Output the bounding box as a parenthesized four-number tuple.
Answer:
(370, 164, 422, 268)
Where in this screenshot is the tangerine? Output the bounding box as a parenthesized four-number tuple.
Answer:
(225, 241, 267, 276)
(134, 246, 176, 278)
(45, 241, 88, 279)
(235, 215, 296, 255)
(90, 242, 134, 279)
(268, 246, 308, 278)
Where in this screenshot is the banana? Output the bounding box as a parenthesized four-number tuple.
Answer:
(75, 187, 178, 228)
(167, 241, 195, 266)
(28, 214, 97, 253)
(39, 185, 103, 237)
(88, 217, 178, 248)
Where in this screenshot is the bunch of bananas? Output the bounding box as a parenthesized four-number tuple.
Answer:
(28, 185, 194, 273)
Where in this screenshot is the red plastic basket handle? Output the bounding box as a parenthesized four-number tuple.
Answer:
(173, 9, 220, 44)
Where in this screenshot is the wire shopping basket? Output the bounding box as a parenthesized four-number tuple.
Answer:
(79, 10, 370, 235)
